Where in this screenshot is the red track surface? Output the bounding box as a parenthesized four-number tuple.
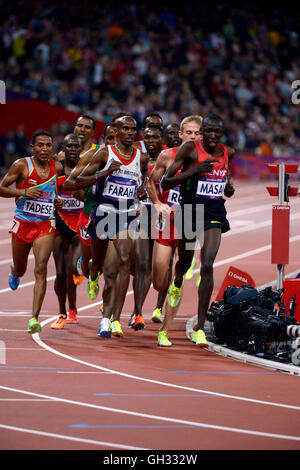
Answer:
(0, 180, 300, 452)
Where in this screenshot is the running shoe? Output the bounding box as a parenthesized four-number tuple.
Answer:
(97, 317, 112, 338)
(185, 257, 196, 280)
(167, 278, 184, 308)
(110, 320, 124, 337)
(27, 318, 42, 334)
(192, 329, 209, 348)
(152, 307, 162, 323)
(67, 309, 78, 323)
(128, 313, 135, 327)
(51, 314, 68, 329)
(8, 271, 20, 291)
(87, 273, 99, 300)
(73, 274, 85, 286)
(196, 273, 201, 288)
(157, 330, 172, 347)
(133, 314, 145, 331)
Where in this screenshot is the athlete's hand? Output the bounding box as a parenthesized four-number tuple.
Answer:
(106, 160, 122, 175)
(136, 185, 147, 200)
(25, 187, 43, 199)
(196, 157, 220, 174)
(54, 197, 64, 209)
(224, 178, 235, 198)
(153, 202, 171, 216)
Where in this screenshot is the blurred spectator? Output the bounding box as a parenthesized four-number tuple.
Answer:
(1, 0, 300, 157)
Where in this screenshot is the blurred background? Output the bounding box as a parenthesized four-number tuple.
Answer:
(1, 0, 300, 180)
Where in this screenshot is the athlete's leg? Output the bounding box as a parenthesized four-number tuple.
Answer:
(172, 237, 195, 287)
(10, 236, 31, 278)
(67, 234, 82, 311)
(89, 237, 108, 280)
(80, 242, 91, 278)
(196, 227, 222, 330)
(102, 242, 119, 319)
(31, 232, 55, 320)
(111, 232, 133, 322)
(152, 241, 173, 292)
(132, 236, 152, 317)
(53, 234, 70, 316)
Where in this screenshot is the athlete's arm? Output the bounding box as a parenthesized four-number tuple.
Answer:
(0, 159, 42, 199)
(147, 150, 169, 205)
(161, 141, 219, 190)
(77, 146, 121, 188)
(63, 148, 95, 191)
(136, 152, 149, 200)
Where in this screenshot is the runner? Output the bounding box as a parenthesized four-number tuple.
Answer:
(0, 129, 62, 334)
(161, 113, 235, 347)
(57, 114, 98, 160)
(147, 115, 202, 346)
(130, 123, 164, 330)
(63, 123, 117, 280)
(76, 115, 148, 338)
(50, 133, 84, 329)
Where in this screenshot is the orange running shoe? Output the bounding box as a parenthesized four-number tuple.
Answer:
(133, 314, 145, 331)
(73, 274, 85, 286)
(67, 309, 78, 323)
(51, 314, 68, 329)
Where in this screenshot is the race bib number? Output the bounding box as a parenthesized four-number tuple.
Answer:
(103, 176, 136, 201)
(196, 178, 226, 199)
(10, 218, 20, 234)
(59, 193, 84, 212)
(23, 197, 54, 219)
(167, 187, 181, 206)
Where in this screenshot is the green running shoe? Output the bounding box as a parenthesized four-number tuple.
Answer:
(110, 320, 124, 337)
(167, 278, 184, 308)
(158, 331, 172, 347)
(87, 273, 99, 300)
(27, 318, 42, 334)
(185, 257, 196, 280)
(192, 329, 209, 348)
(152, 307, 162, 323)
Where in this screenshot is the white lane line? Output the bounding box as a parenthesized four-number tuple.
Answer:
(0, 423, 148, 450)
(0, 386, 299, 443)
(31, 320, 300, 411)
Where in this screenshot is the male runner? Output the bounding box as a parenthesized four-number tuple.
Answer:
(163, 123, 182, 149)
(57, 114, 97, 160)
(0, 130, 62, 334)
(147, 115, 202, 346)
(130, 123, 164, 330)
(76, 115, 148, 338)
(51, 133, 84, 328)
(161, 113, 235, 347)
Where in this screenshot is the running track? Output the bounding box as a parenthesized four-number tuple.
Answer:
(0, 180, 300, 453)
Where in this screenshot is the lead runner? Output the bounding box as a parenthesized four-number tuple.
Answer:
(0, 129, 63, 334)
(161, 114, 235, 347)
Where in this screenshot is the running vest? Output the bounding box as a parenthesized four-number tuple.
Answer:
(80, 143, 99, 158)
(94, 145, 141, 213)
(56, 161, 84, 214)
(15, 156, 56, 222)
(159, 147, 181, 207)
(180, 142, 228, 205)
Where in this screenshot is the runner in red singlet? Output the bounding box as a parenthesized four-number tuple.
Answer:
(147, 115, 202, 346)
(161, 114, 235, 348)
(0, 130, 63, 334)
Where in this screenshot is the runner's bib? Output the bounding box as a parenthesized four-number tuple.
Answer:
(23, 197, 54, 219)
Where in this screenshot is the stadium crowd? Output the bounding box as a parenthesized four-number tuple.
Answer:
(1, 1, 300, 162)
